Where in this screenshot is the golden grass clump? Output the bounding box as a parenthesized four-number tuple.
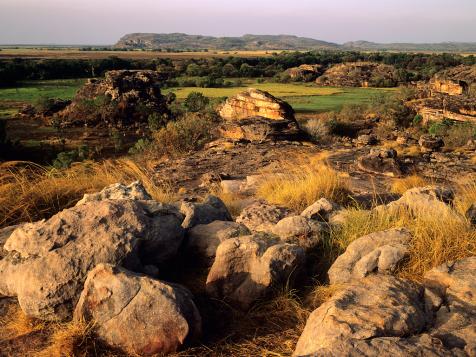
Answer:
(0, 159, 176, 228)
(390, 175, 430, 195)
(1, 304, 47, 339)
(328, 193, 476, 280)
(256, 155, 351, 212)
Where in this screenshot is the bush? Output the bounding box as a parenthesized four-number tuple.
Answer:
(153, 112, 217, 155)
(413, 114, 423, 126)
(52, 145, 91, 169)
(184, 92, 210, 112)
(147, 112, 169, 131)
(128, 138, 153, 155)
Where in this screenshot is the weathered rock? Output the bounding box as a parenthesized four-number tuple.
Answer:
(76, 181, 152, 205)
(0, 225, 22, 259)
(419, 135, 445, 153)
(180, 195, 232, 229)
(300, 198, 342, 222)
(381, 185, 454, 216)
(220, 179, 246, 195)
(186, 220, 250, 262)
(219, 88, 295, 122)
(294, 275, 429, 355)
(357, 148, 402, 177)
(236, 201, 292, 232)
(466, 203, 476, 225)
(328, 228, 412, 284)
(57, 70, 169, 127)
(301, 335, 453, 357)
(0, 199, 184, 320)
(206, 233, 305, 310)
(74, 264, 201, 356)
(424, 257, 476, 354)
(271, 216, 324, 249)
(355, 134, 378, 146)
(316, 62, 398, 87)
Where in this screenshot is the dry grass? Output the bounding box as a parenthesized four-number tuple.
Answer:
(1, 304, 47, 340)
(0, 159, 176, 228)
(328, 187, 476, 280)
(390, 175, 431, 195)
(256, 155, 351, 212)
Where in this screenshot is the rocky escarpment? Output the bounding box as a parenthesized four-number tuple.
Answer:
(315, 62, 398, 87)
(284, 64, 323, 81)
(218, 88, 301, 141)
(408, 65, 476, 124)
(55, 70, 170, 127)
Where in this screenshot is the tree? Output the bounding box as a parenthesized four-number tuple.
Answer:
(184, 92, 210, 112)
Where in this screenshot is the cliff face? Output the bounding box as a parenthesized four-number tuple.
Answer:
(409, 65, 476, 124)
(315, 62, 398, 88)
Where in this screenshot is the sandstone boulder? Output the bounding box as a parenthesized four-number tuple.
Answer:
(76, 181, 152, 205)
(328, 228, 412, 284)
(357, 148, 402, 177)
(236, 201, 292, 232)
(186, 220, 250, 263)
(206, 233, 305, 310)
(57, 70, 169, 127)
(219, 88, 295, 122)
(74, 264, 201, 356)
(271, 216, 324, 249)
(316, 62, 398, 87)
(0, 199, 184, 320)
(285, 64, 323, 81)
(424, 257, 476, 354)
(294, 275, 429, 355)
(300, 198, 342, 222)
(180, 195, 232, 229)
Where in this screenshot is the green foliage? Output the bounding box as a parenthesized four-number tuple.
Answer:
(184, 92, 210, 112)
(128, 138, 152, 155)
(413, 114, 423, 126)
(427, 120, 476, 148)
(370, 91, 414, 127)
(148, 112, 169, 131)
(109, 128, 123, 152)
(153, 112, 217, 155)
(52, 145, 90, 169)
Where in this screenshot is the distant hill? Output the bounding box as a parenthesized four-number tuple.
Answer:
(343, 40, 476, 53)
(114, 33, 476, 53)
(115, 33, 340, 51)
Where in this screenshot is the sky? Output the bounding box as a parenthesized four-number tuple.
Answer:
(1, 0, 476, 45)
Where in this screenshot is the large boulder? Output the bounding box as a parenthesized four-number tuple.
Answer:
(56, 70, 170, 127)
(285, 64, 323, 82)
(218, 89, 301, 142)
(206, 233, 305, 310)
(236, 201, 292, 232)
(0, 199, 184, 320)
(76, 181, 152, 205)
(74, 264, 201, 356)
(219, 88, 295, 121)
(328, 228, 412, 284)
(424, 257, 476, 354)
(300, 198, 342, 222)
(180, 195, 232, 229)
(294, 275, 430, 355)
(186, 220, 250, 263)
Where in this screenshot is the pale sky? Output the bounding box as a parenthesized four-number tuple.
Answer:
(1, 0, 475, 45)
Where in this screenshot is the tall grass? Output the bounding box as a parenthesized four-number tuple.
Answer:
(390, 174, 430, 195)
(0, 159, 176, 228)
(256, 156, 351, 212)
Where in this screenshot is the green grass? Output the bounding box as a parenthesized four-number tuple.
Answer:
(165, 83, 394, 113)
(0, 79, 84, 103)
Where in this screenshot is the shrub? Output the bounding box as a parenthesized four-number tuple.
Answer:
(184, 92, 210, 112)
(147, 112, 169, 131)
(153, 112, 217, 156)
(128, 138, 153, 155)
(413, 114, 423, 126)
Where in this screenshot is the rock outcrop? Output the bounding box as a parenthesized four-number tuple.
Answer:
(284, 64, 323, 81)
(206, 233, 305, 310)
(316, 62, 398, 87)
(300, 198, 342, 222)
(76, 181, 152, 205)
(218, 89, 301, 141)
(180, 195, 232, 229)
(0, 197, 184, 320)
(430, 65, 476, 96)
(419, 134, 445, 153)
(271, 216, 323, 249)
(357, 148, 402, 177)
(328, 228, 412, 284)
(74, 264, 201, 356)
(56, 70, 170, 127)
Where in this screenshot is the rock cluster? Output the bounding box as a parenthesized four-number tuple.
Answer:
(284, 64, 323, 81)
(315, 62, 398, 87)
(218, 89, 301, 141)
(56, 70, 170, 127)
(357, 148, 402, 177)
